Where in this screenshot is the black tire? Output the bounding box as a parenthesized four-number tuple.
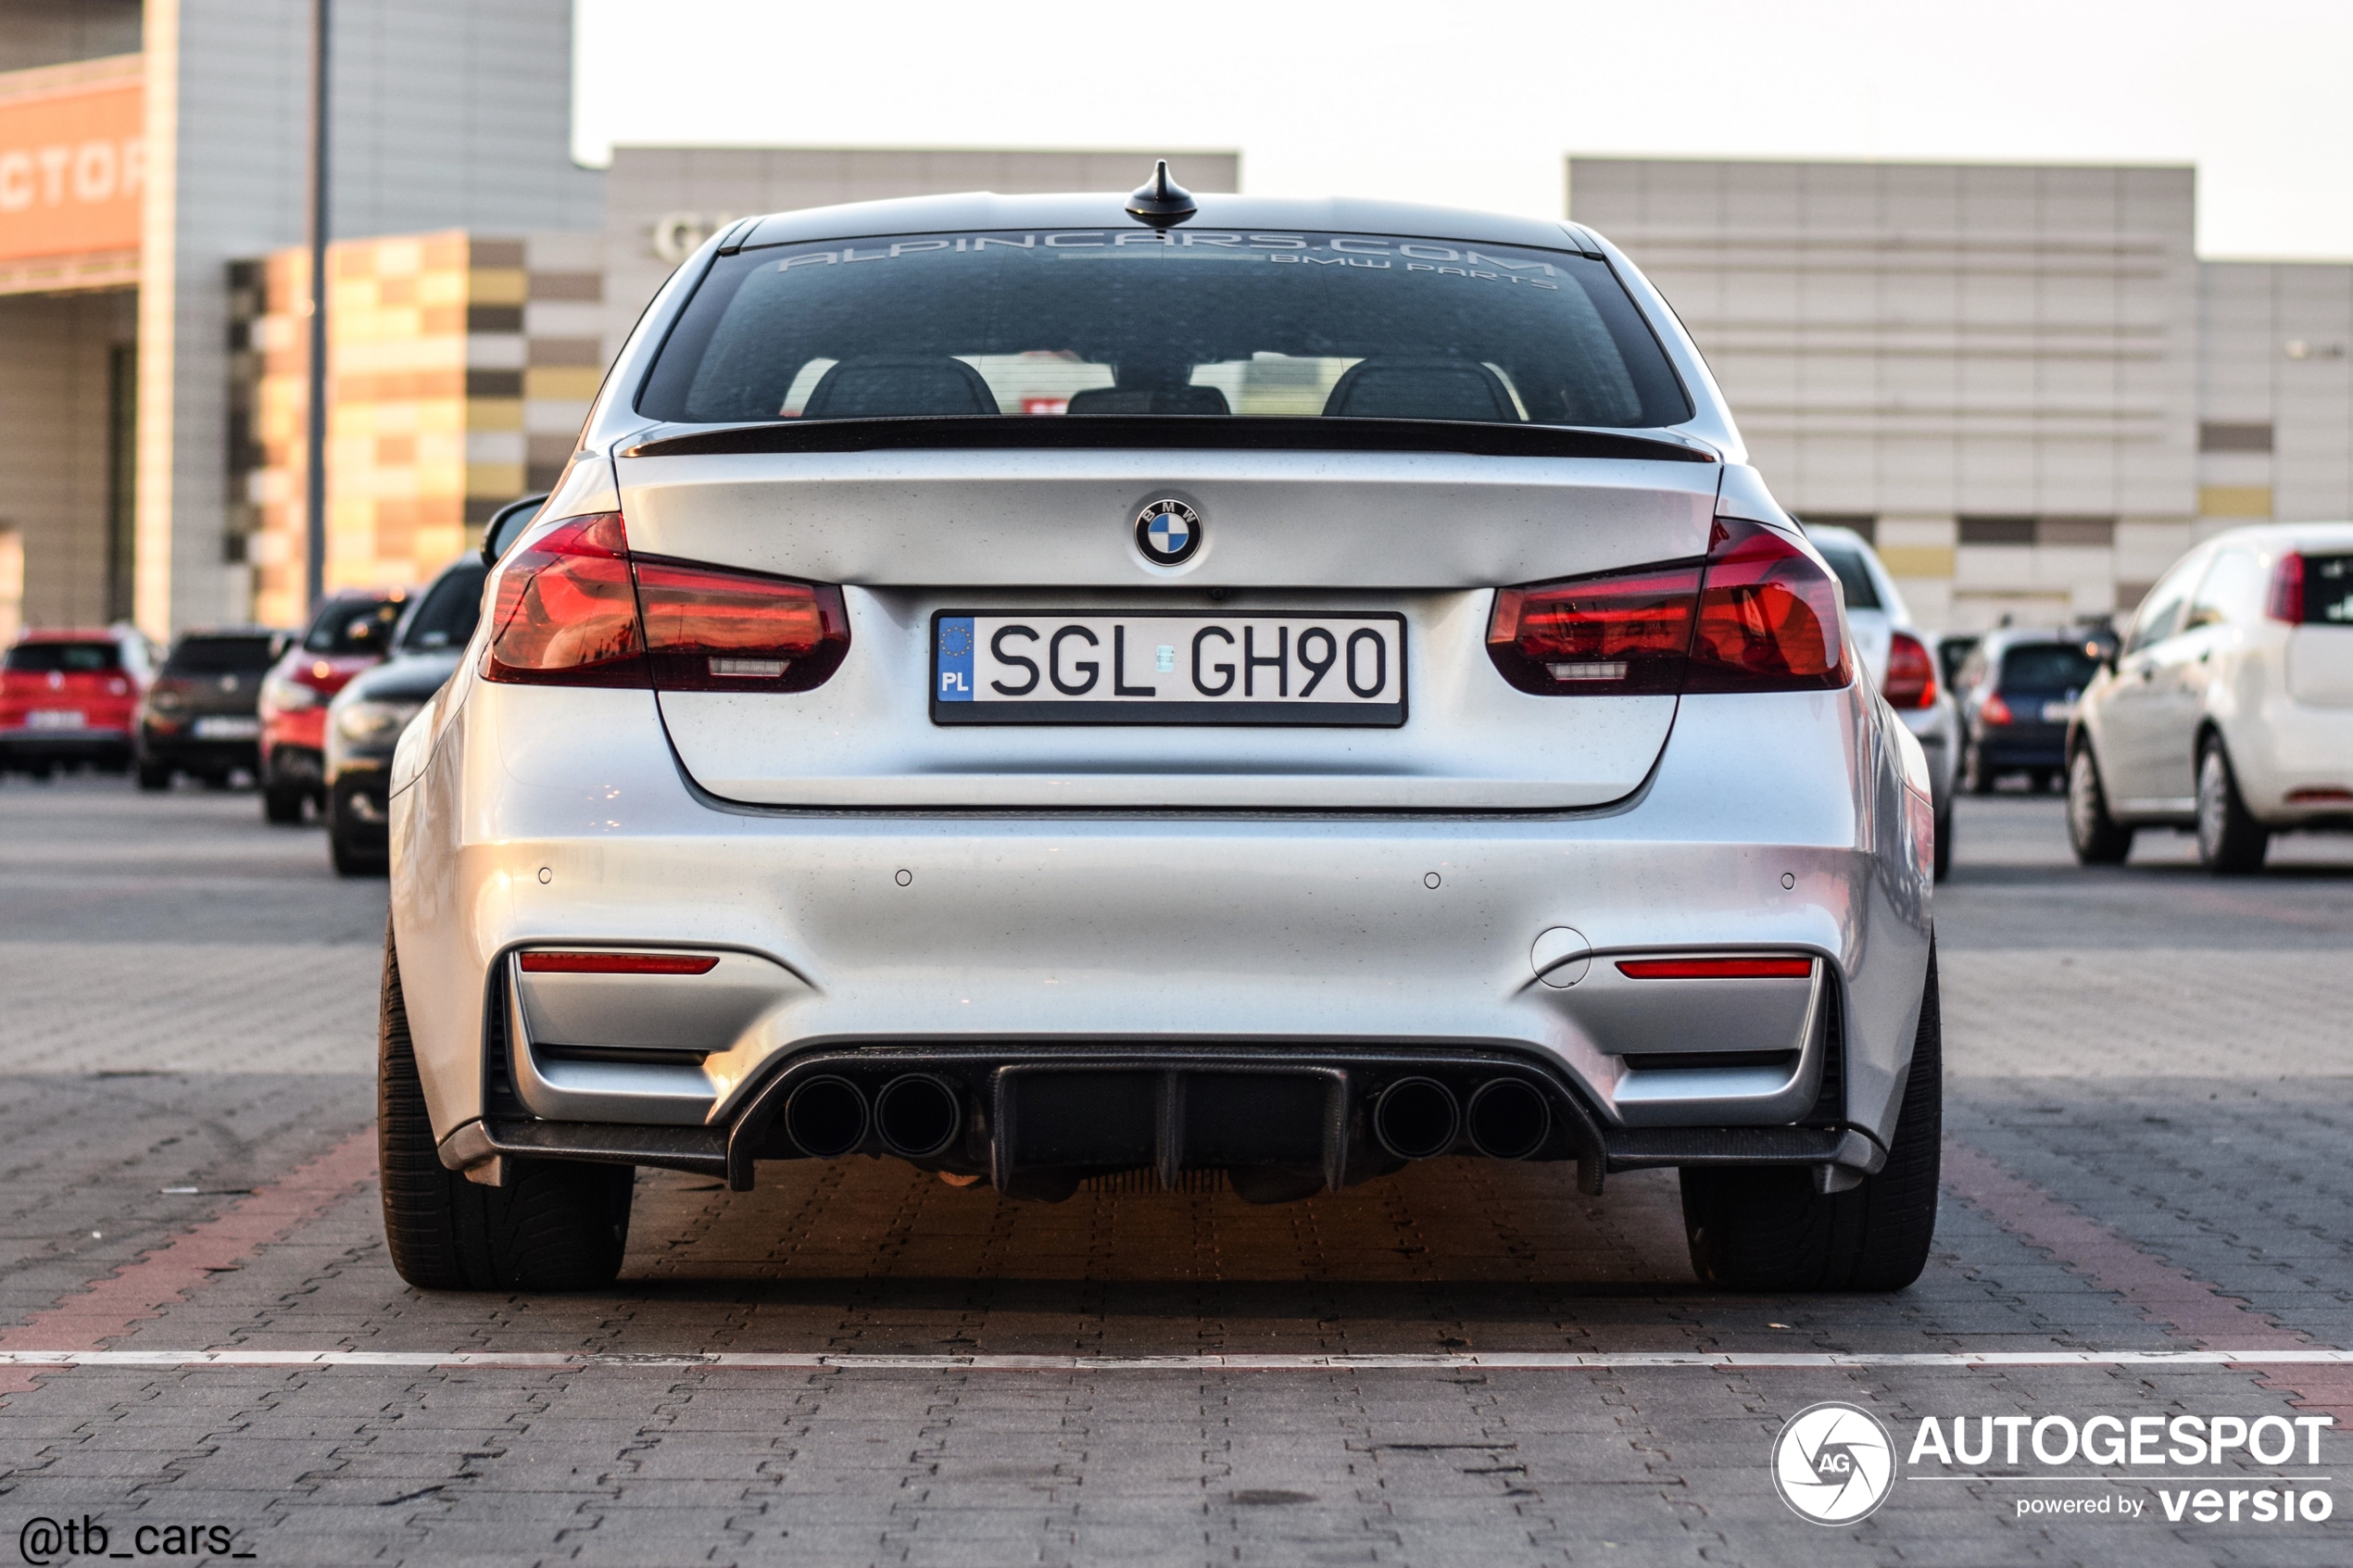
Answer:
(262, 783, 307, 823)
(135, 759, 170, 792)
(1931, 805, 1953, 883)
(330, 831, 385, 876)
(377, 922, 633, 1291)
(2066, 745, 2133, 865)
(1962, 744, 1994, 796)
(1680, 947, 1942, 1293)
(2196, 739, 2270, 875)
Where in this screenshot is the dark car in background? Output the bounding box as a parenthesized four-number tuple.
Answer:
(135, 629, 292, 789)
(324, 555, 488, 874)
(1934, 632, 1979, 698)
(0, 627, 155, 777)
(258, 589, 409, 822)
(1957, 629, 2107, 793)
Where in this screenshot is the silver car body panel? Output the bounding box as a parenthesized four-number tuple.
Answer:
(392, 191, 1934, 1188)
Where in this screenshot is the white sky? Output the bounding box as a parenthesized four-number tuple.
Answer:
(574, 0, 2353, 261)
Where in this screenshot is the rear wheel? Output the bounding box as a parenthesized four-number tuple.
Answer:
(377, 922, 633, 1291)
(135, 759, 170, 791)
(1962, 744, 1994, 795)
(2196, 740, 2270, 875)
(262, 783, 307, 823)
(2066, 745, 2133, 865)
(1680, 948, 1942, 1293)
(328, 797, 386, 876)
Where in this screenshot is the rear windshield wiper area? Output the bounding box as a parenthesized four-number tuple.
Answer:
(623, 416, 1719, 464)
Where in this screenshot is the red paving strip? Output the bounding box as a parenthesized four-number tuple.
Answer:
(0, 1127, 378, 1401)
(1942, 1136, 2353, 1420)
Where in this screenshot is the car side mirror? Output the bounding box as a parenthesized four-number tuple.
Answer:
(481, 492, 550, 566)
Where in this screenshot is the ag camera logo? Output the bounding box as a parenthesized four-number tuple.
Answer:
(1772, 1401, 1896, 1524)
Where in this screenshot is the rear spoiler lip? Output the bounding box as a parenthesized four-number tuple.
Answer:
(621, 415, 1720, 466)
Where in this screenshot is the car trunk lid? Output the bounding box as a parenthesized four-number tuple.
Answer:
(611, 447, 1721, 809)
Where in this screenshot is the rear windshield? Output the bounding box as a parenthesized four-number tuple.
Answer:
(2304, 554, 2353, 624)
(640, 229, 1692, 431)
(6, 641, 118, 673)
(304, 596, 405, 655)
(165, 636, 281, 675)
(1816, 547, 1881, 610)
(2000, 643, 2102, 691)
(398, 563, 486, 652)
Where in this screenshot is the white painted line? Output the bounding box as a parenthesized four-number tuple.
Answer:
(3, 1348, 2350, 1372)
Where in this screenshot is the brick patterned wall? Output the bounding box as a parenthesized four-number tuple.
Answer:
(241, 228, 597, 629)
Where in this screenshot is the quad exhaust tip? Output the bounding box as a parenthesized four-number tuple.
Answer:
(1374, 1076, 1553, 1162)
(874, 1073, 962, 1160)
(1465, 1078, 1551, 1160)
(1373, 1077, 1460, 1161)
(783, 1074, 868, 1158)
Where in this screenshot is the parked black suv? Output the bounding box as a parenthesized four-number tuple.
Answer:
(135, 629, 292, 789)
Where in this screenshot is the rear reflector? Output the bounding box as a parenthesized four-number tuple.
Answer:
(1617, 957, 1815, 980)
(483, 511, 850, 692)
(518, 951, 720, 975)
(1882, 630, 1937, 709)
(2287, 787, 2353, 804)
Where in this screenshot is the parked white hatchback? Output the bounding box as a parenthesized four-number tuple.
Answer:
(2070, 523, 2353, 871)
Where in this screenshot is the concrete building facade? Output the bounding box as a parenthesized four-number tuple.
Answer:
(0, 0, 598, 646)
(1569, 156, 2353, 630)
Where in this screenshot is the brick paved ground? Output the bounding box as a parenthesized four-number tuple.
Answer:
(1, 775, 2350, 1564)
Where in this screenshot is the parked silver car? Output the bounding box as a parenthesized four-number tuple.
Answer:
(379, 174, 1941, 1293)
(1806, 524, 1960, 880)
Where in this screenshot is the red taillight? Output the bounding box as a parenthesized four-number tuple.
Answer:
(1882, 631, 1937, 709)
(1487, 520, 1848, 696)
(1486, 562, 1703, 695)
(518, 951, 720, 974)
(1685, 521, 1849, 692)
(1980, 693, 2013, 726)
(2269, 552, 2306, 624)
(483, 511, 850, 692)
(635, 558, 850, 693)
(1617, 956, 1815, 979)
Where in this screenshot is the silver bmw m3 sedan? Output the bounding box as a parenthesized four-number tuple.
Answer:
(377, 170, 1941, 1295)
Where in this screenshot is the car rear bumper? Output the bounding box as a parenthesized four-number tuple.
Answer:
(392, 681, 1934, 1195)
(139, 732, 260, 770)
(2229, 700, 2353, 822)
(0, 728, 132, 765)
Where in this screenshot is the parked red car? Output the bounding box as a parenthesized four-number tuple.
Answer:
(0, 627, 156, 777)
(257, 588, 409, 822)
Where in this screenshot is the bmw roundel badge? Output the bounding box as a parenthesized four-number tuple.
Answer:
(1134, 497, 1202, 565)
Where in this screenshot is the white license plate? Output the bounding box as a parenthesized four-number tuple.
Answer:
(933, 612, 1406, 726)
(192, 716, 261, 740)
(2041, 701, 2076, 723)
(26, 709, 83, 730)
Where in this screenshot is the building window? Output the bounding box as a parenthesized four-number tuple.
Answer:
(1957, 516, 2114, 547)
(1958, 516, 2035, 546)
(1797, 514, 1876, 544)
(2198, 421, 2273, 453)
(107, 343, 137, 621)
